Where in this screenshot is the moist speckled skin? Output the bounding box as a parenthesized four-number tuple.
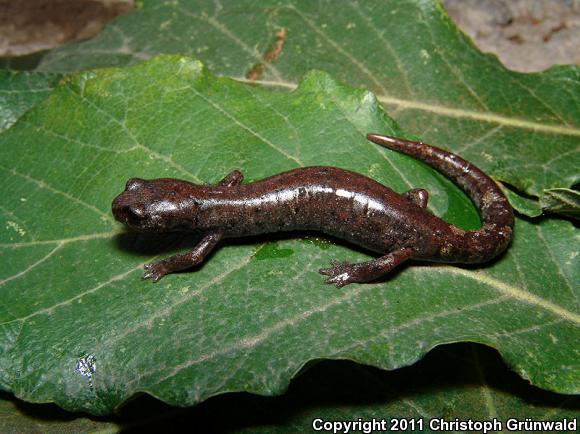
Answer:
(112, 134, 514, 287)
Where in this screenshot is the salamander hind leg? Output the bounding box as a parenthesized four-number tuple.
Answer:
(404, 188, 429, 208)
(319, 248, 414, 288)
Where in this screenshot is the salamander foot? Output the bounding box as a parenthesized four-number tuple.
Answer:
(319, 248, 414, 288)
(142, 261, 168, 282)
(319, 260, 358, 288)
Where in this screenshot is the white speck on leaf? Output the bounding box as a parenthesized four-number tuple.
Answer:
(481, 152, 493, 161)
(177, 57, 203, 75)
(75, 354, 96, 379)
(6, 221, 25, 236)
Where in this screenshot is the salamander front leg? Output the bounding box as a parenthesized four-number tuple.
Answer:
(143, 231, 224, 281)
(319, 248, 414, 288)
(143, 170, 243, 282)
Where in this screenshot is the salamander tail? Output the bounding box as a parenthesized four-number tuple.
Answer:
(367, 133, 514, 263)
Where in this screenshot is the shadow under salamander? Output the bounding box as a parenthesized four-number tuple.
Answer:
(112, 226, 511, 281)
(112, 228, 418, 282)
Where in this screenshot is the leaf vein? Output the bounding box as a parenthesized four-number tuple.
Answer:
(0, 262, 145, 326)
(177, 6, 284, 81)
(63, 84, 202, 183)
(288, 6, 389, 96)
(95, 246, 262, 353)
(534, 226, 579, 309)
(230, 77, 580, 136)
(0, 230, 118, 249)
(183, 84, 304, 166)
(0, 243, 63, 287)
(456, 125, 504, 153)
(145, 280, 371, 384)
(472, 346, 498, 419)
(431, 266, 580, 323)
(346, 0, 413, 97)
(0, 164, 115, 225)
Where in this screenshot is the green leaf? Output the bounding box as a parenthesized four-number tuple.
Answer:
(2, 344, 579, 432)
(541, 188, 580, 219)
(19, 0, 580, 215)
(0, 71, 62, 133)
(499, 184, 542, 218)
(0, 56, 578, 415)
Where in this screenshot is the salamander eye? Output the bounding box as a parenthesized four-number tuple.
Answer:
(126, 178, 146, 191)
(122, 206, 145, 226)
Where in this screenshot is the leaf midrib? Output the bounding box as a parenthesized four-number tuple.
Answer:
(231, 77, 580, 137)
(166, 1, 580, 136)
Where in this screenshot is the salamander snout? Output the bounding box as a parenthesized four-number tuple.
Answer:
(111, 177, 153, 230)
(112, 196, 146, 227)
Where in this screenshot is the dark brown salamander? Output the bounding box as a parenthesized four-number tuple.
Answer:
(112, 134, 514, 287)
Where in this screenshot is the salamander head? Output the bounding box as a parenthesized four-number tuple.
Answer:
(112, 178, 197, 232)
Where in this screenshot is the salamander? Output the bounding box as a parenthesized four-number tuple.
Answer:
(111, 134, 514, 287)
